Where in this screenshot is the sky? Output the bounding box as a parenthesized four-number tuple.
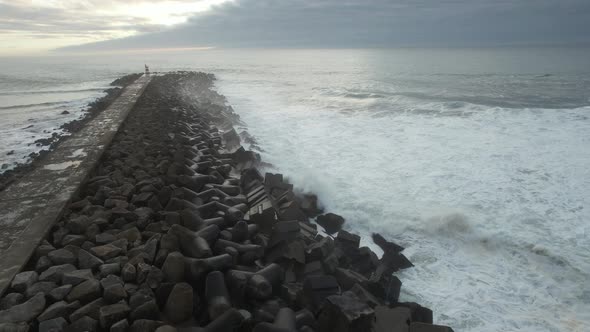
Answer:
(1, 0, 589, 55)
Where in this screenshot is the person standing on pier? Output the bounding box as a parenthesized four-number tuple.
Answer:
(145, 64, 150, 75)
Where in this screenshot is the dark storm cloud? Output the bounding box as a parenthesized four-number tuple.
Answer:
(60, 0, 590, 51)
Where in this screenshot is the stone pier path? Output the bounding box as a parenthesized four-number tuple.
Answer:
(0, 74, 152, 296)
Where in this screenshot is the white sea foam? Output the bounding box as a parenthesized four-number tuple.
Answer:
(216, 75, 590, 332)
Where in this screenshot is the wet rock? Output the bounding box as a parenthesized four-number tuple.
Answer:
(253, 307, 296, 332)
(99, 263, 121, 278)
(136, 263, 151, 284)
(129, 319, 163, 332)
(372, 233, 404, 253)
(116, 227, 142, 243)
(48, 285, 72, 302)
(99, 303, 131, 329)
(100, 275, 123, 289)
(306, 237, 334, 261)
(302, 275, 341, 313)
(61, 235, 87, 248)
(109, 319, 129, 332)
(164, 282, 193, 323)
(335, 230, 360, 254)
(205, 271, 231, 320)
(78, 249, 104, 270)
(96, 233, 116, 245)
(40, 264, 76, 283)
(146, 267, 164, 289)
(69, 298, 105, 322)
(372, 306, 412, 332)
(90, 244, 122, 260)
(121, 263, 136, 282)
(168, 224, 212, 258)
(62, 269, 94, 286)
(25, 281, 57, 299)
(0, 322, 29, 332)
(348, 284, 382, 308)
(11, 271, 38, 293)
(333, 268, 369, 291)
(103, 284, 127, 303)
(154, 325, 176, 332)
(161, 252, 184, 282)
(38, 300, 81, 321)
(0, 293, 24, 310)
(0, 293, 45, 323)
(35, 256, 53, 273)
(39, 317, 67, 332)
(130, 300, 159, 321)
(397, 302, 433, 324)
(129, 291, 153, 310)
(267, 220, 300, 248)
(66, 316, 98, 332)
(317, 291, 374, 332)
(67, 216, 91, 235)
(299, 194, 323, 217)
(67, 279, 101, 303)
(197, 308, 245, 332)
(316, 213, 344, 234)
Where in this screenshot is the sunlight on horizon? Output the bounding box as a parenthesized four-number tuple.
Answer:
(0, 0, 231, 55)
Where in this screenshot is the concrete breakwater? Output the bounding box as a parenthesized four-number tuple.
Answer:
(0, 72, 453, 332)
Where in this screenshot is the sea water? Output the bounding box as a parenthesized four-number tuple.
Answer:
(0, 48, 589, 331)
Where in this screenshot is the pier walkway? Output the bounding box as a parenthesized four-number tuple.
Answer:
(0, 74, 152, 296)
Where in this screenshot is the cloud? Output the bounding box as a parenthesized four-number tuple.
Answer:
(0, 0, 228, 53)
(2, 0, 589, 53)
(58, 0, 590, 51)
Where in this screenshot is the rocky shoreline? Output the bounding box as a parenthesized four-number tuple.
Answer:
(0, 73, 143, 192)
(0, 72, 453, 332)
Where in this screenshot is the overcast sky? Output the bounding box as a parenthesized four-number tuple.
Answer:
(1, 0, 589, 55)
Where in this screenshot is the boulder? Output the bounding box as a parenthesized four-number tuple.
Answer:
(90, 245, 122, 260)
(99, 303, 131, 329)
(66, 216, 90, 234)
(39, 264, 76, 283)
(39, 317, 67, 332)
(164, 283, 193, 323)
(0, 293, 45, 323)
(78, 249, 104, 270)
(67, 279, 101, 303)
(302, 276, 341, 313)
(0, 323, 29, 332)
(10, 271, 38, 293)
(129, 319, 163, 332)
(121, 263, 136, 282)
(99, 263, 121, 278)
(25, 281, 57, 299)
(130, 300, 159, 321)
(372, 306, 412, 332)
(317, 291, 374, 332)
(110, 319, 129, 332)
(48, 285, 72, 302)
(35, 256, 53, 273)
(69, 299, 105, 322)
(161, 252, 184, 282)
(62, 269, 94, 286)
(38, 300, 81, 321)
(116, 227, 142, 243)
(66, 316, 98, 332)
(0, 293, 24, 310)
(48, 249, 77, 265)
(103, 284, 127, 304)
(316, 213, 345, 234)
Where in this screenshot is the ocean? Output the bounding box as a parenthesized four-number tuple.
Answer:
(1, 48, 589, 331)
